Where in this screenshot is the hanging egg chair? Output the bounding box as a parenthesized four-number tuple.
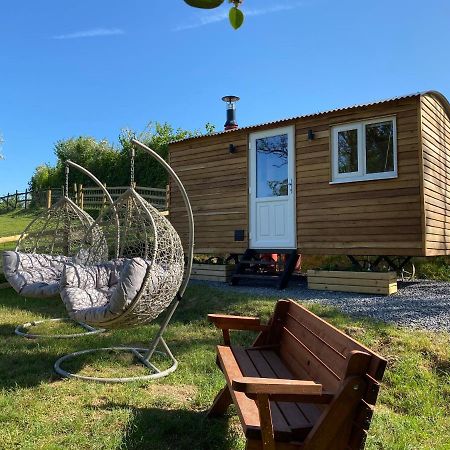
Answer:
(54, 139, 194, 382)
(2, 161, 116, 338)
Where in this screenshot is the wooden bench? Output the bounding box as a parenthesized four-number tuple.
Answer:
(207, 299, 387, 450)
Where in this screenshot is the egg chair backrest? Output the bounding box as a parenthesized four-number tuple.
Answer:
(16, 196, 98, 258)
(79, 186, 184, 327)
(16, 161, 116, 264)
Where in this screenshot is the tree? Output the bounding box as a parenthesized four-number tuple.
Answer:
(118, 122, 201, 188)
(29, 122, 210, 192)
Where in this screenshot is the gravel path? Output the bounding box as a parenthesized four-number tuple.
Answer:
(190, 277, 450, 332)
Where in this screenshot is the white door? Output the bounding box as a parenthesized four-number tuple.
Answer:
(249, 126, 296, 249)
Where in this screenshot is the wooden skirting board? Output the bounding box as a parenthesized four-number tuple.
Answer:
(190, 264, 234, 282)
(307, 269, 398, 295)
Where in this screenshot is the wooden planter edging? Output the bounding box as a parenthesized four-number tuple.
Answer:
(190, 264, 234, 282)
(307, 269, 398, 295)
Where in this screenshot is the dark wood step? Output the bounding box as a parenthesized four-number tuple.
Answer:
(232, 274, 281, 280)
(231, 248, 299, 290)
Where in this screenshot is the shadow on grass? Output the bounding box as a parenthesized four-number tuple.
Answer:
(0, 345, 64, 389)
(102, 404, 234, 450)
(0, 288, 66, 317)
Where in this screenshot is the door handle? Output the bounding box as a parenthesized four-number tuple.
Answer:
(288, 179, 293, 194)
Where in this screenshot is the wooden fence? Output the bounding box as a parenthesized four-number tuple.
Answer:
(0, 188, 64, 211)
(81, 185, 167, 210)
(0, 185, 167, 212)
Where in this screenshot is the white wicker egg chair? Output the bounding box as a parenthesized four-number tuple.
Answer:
(54, 140, 194, 382)
(4, 161, 117, 338)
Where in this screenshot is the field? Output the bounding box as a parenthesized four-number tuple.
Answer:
(0, 209, 37, 238)
(0, 284, 448, 449)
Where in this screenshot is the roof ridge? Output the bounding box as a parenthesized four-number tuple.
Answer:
(170, 91, 443, 145)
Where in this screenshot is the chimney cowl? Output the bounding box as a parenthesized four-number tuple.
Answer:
(222, 95, 240, 130)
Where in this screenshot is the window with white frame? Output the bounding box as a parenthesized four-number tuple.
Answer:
(331, 117, 397, 183)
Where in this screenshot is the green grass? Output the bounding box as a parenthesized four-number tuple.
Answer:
(0, 209, 39, 238)
(0, 285, 448, 449)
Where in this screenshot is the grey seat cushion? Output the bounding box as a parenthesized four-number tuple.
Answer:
(2, 251, 74, 298)
(60, 258, 149, 325)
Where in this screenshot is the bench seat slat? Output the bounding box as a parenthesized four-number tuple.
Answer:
(258, 350, 324, 432)
(233, 346, 326, 441)
(245, 348, 314, 438)
(216, 346, 261, 436)
(232, 347, 293, 440)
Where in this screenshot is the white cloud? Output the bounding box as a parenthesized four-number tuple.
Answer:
(174, 2, 303, 31)
(52, 28, 125, 40)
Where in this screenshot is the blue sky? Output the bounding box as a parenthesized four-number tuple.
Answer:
(0, 0, 449, 194)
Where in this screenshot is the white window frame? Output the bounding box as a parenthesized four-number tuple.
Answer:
(331, 116, 397, 184)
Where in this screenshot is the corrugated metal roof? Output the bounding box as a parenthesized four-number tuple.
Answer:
(170, 92, 423, 145)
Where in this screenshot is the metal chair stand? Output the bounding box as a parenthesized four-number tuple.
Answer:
(15, 317, 105, 339)
(53, 339, 177, 383)
(53, 299, 179, 383)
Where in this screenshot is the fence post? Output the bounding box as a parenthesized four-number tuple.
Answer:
(24, 189, 28, 209)
(46, 190, 52, 209)
(15, 190, 18, 208)
(73, 183, 78, 204)
(79, 185, 84, 210)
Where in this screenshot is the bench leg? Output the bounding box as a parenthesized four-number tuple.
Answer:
(207, 385, 232, 417)
(256, 394, 275, 450)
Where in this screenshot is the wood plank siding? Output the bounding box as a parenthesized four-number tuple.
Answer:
(297, 97, 423, 255)
(169, 132, 249, 254)
(169, 94, 440, 256)
(420, 92, 450, 256)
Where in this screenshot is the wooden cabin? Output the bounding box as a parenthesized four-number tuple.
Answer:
(168, 91, 450, 266)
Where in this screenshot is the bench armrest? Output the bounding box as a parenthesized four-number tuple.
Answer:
(232, 376, 322, 396)
(208, 314, 267, 331)
(208, 314, 269, 345)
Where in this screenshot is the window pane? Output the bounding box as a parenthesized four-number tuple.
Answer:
(366, 121, 394, 174)
(337, 129, 358, 174)
(256, 134, 288, 197)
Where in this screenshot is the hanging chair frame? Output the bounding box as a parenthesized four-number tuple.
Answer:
(54, 139, 194, 382)
(15, 161, 118, 339)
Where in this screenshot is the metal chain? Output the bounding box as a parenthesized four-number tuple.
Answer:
(130, 146, 135, 186)
(65, 165, 69, 197)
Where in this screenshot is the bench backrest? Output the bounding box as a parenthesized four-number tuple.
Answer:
(265, 299, 387, 449)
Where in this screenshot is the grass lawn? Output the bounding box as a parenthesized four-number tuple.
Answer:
(0, 209, 38, 238)
(0, 284, 448, 449)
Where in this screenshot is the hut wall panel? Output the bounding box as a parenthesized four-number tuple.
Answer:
(169, 133, 249, 254)
(421, 94, 450, 256)
(169, 97, 424, 256)
(296, 97, 424, 256)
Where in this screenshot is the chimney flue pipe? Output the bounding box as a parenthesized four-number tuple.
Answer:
(222, 95, 240, 130)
